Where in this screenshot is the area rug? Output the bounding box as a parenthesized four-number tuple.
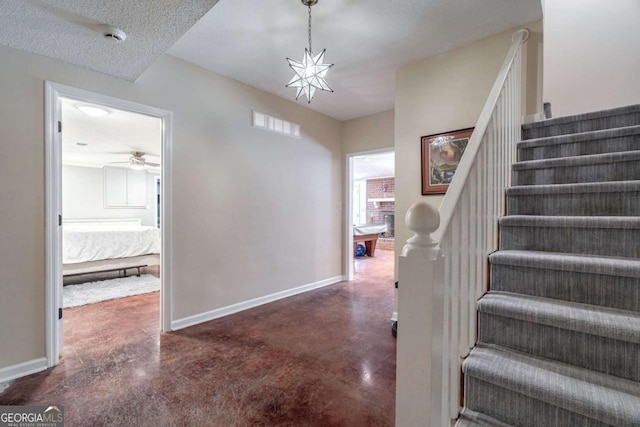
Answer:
(63, 274, 160, 308)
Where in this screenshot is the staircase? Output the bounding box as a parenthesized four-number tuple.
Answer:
(457, 105, 640, 426)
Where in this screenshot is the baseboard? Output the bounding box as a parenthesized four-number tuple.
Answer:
(391, 311, 398, 321)
(171, 275, 345, 331)
(0, 357, 47, 384)
(523, 112, 546, 124)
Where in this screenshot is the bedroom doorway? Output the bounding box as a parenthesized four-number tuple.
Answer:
(45, 82, 173, 367)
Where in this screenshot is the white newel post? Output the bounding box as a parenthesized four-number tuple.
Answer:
(396, 201, 445, 427)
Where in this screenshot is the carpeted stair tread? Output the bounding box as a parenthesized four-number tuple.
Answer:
(513, 150, 640, 171)
(456, 409, 514, 427)
(506, 181, 640, 216)
(463, 344, 640, 426)
(490, 250, 640, 279)
(519, 125, 640, 149)
(518, 125, 640, 160)
(523, 104, 640, 131)
(461, 105, 640, 425)
(499, 215, 640, 229)
(506, 180, 640, 196)
(490, 261, 640, 312)
(478, 292, 640, 344)
(522, 104, 640, 139)
(500, 216, 640, 257)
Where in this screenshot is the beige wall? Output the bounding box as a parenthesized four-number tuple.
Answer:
(394, 22, 542, 264)
(0, 45, 343, 369)
(543, 0, 640, 117)
(342, 109, 394, 155)
(341, 109, 395, 298)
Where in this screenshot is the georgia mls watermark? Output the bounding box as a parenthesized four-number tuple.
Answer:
(0, 406, 64, 427)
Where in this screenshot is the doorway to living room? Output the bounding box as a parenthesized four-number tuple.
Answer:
(346, 149, 395, 284)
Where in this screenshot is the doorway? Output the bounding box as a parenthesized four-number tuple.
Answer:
(45, 82, 173, 367)
(345, 149, 395, 282)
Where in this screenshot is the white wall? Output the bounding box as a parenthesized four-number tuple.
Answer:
(0, 44, 343, 369)
(544, 0, 640, 117)
(63, 165, 159, 227)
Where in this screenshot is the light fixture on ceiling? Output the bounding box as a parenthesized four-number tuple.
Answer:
(128, 152, 159, 170)
(129, 161, 146, 171)
(286, 0, 333, 103)
(75, 103, 111, 117)
(109, 152, 160, 170)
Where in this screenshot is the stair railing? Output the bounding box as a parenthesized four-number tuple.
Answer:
(396, 29, 530, 427)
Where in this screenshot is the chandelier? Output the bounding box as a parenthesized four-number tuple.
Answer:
(286, 0, 333, 103)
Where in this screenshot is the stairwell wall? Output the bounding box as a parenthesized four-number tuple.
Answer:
(543, 0, 640, 117)
(394, 21, 542, 274)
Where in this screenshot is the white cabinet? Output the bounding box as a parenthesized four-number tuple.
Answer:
(104, 166, 147, 208)
(125, 169, 147, 206)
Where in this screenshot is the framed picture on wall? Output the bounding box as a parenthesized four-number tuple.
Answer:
(420, 127, 474, 195)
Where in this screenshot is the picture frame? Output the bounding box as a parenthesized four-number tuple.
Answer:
(421, 127, 474, 195)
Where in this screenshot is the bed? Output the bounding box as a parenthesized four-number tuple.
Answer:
(62, 218, 161, 277)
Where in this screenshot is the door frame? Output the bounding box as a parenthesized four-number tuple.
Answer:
(155, 176, 161, 228)
(344, 148, 395, 281)
(44, 82, 174, 367)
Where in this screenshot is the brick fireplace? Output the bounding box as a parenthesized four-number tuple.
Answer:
(365, 177, 395, 250)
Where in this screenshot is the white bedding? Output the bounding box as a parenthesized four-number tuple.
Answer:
(63, 225, 161, 264)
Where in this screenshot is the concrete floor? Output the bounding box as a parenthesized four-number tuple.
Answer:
(1, 250, 396, 426)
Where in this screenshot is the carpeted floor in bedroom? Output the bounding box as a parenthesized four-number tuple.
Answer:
(1, 251, 396, 426)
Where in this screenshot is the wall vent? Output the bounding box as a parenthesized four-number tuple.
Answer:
(252, 111, 300, 138)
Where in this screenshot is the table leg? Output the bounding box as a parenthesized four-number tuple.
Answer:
(365, 240, 378, 257)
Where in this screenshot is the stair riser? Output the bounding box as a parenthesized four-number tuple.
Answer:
(465, 377, 611, 427)
(522, 111, 640, 140)
(507, 191, 640, 216)
(479, 313, 640, 381)
(518, 133, 640, 161)
(456, 410, 512, 427)
(500, 226, 640, 257)
(513, 160, 640, 185)
(490, 264, 640, 312)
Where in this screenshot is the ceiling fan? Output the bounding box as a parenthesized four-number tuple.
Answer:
(109, 151, 160, 170)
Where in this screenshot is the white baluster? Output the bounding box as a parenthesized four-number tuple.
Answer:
(396, 29, 530, 426)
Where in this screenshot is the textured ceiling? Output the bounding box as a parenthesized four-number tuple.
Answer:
(0, 0, 541, 121)
(169, 0, 542, 120)
(0, 0, 219, 81)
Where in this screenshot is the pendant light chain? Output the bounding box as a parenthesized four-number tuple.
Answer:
(308, 5, 312, 53)
(286, 0, 333, 103)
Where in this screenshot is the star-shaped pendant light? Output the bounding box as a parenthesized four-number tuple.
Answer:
(286, 0, 333, 103)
